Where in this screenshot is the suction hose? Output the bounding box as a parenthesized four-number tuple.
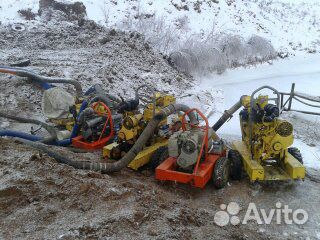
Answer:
(212, 96, 246, 131)
(0, 130, 43, 141)
(16, 104, 197, 173)
(0, 102, 91, 146)
(0, 66, 83, 97)
(93, 84, 122, 104)
(84, 84, 122, 107)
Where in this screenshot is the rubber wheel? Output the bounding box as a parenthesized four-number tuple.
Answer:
(228, 150, 243, 180)
(149, 146, 169, 171)
(212, 157, 230, 189)
(288, 147, 303, 164)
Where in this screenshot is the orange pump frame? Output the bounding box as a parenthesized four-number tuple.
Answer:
(72, 102, 114, 150)
(155, 108, 225, 188)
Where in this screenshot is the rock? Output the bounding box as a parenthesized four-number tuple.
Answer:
(10, 59, 31, 67)
(39, 0, 87, 22)
(99, 36, 111, 44)
(307, 48, 316, 54)
(147, 227, 158, 236)
(144, 43, 150, 51)
(109, 29, 117, 36)
(18, 8, 37, 20)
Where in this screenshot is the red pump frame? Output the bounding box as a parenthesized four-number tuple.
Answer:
(72, 102, 114, 150)
(156, 108, 225, 188)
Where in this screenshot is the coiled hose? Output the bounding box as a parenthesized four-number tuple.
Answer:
(15, 104, 198, 173)
(0, 66, 83, 96)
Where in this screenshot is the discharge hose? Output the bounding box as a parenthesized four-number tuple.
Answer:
(84, 84, 122, 107)
(16, 103, 197, 173)
(212, 96, 247, 132)
(0, 130, 76, 146)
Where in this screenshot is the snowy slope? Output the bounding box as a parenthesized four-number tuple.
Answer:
(1, 0, 320, 54)
(0, 0, 38, 23)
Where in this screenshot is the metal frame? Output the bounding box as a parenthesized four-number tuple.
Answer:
(280, 83, 320, 115)
(155, 108, 226, 188)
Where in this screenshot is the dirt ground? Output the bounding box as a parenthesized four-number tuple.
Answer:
(0, 6, 320, 240)
(0, 138, 319, 240)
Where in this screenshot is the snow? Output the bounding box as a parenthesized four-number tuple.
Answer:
(294, 139, 320, 169)
(84, 0, 320, 52)
(0, 0, 39, 23)
(1, 0, 320, 54)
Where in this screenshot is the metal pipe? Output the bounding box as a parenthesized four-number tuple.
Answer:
(212, 100, 243, 132)
(293, 96, 320, 108)
(289, 109, 320, 116)
(0, 66, 83, 96)
(294, 93, 320, 103)
(84, 116, 104, 128)
(287, 83, 295, 111)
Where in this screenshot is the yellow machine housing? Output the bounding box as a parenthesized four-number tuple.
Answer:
(233, 95, 305, 181)
(118, 114, 143, 141)
(103, 93, 176, 170)
(103, 138, 168, 170)
(143, 93, 175, 124)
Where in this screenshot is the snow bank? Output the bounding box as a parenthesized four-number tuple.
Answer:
(2, 0, 318, 76)
(294, 139, 320, 170)
(1, 0, 319, 55)
(169, 34, 276, 75)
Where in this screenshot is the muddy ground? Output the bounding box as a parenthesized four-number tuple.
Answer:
(0, 138, 319, 240)
(0, 6, 320, 240)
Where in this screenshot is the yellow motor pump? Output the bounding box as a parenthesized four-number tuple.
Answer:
(118, 114, 143, 142)
(116, 93, 176, 143)
(103, 92, 177, 170)
(213, 86, 305, 181)
(143, 93, 176, 122)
